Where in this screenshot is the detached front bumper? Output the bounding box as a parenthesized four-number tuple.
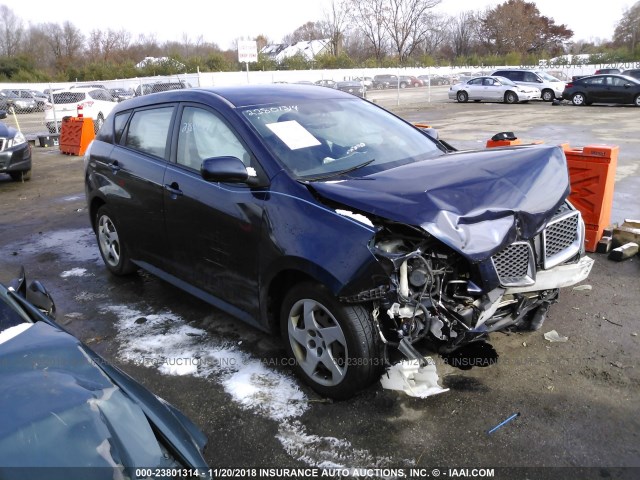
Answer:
(504, 256, 594, 294)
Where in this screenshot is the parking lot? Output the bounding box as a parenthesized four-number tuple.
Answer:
(1, 86, 638, 479)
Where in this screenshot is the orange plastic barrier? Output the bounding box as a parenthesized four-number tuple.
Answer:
(486, 138, 522, 148)
(59, 117, 95, 156)
(563, 144, 618, 252)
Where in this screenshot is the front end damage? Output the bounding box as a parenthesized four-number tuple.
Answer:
(311, 144, 594, 393)
(348, 202, 593, 367)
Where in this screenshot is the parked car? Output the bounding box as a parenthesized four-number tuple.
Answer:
(621, 69, 640, 80)
(448, 76, 541, 103)
(418, 75, 451, 86)
(562, 74, 640, 106)
(353, 76, 373, 88)
(401, 76, 424, 87)
(594, 68, 621, 75)
(490, 69, 565, 101)
(336, 80, 366, 97)
(372, 74, 409, 89)
(44, 87, 118, 133)
(109, 87, 135, 102)
(0, 91, 15, 111)
(10, 89, 48, 111)
(135, 81, 191, 96)
(0, 110, 32, 181)
(84, 85, 592, 399)
(0, 89, 37, 113)
(315, 79, 337, 88)
(0, 269, 209, 477)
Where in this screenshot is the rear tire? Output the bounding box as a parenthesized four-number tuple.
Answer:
(95, 205, 136, 275)
(634, 94, 640, 107)
(280, 282, 382, 399)
(542, 89, 555, 102)
(572, 93, 587, 106)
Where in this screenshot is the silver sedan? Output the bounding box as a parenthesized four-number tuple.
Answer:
(448, 76, 541, 103)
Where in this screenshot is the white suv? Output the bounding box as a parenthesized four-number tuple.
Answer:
(491, 69, 565, 101)
(44, 87, 117, 133)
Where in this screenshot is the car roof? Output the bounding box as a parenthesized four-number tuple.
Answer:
(111, 84, 358, 111)
(53, 87, 100, 93)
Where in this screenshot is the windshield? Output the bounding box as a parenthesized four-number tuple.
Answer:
(241, 98, 444, 180)
(538, 72, 561, 82)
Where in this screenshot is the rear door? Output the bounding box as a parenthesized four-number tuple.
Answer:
(100, 105, 176, 268)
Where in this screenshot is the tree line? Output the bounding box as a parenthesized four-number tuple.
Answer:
(0, 0, 638, 82)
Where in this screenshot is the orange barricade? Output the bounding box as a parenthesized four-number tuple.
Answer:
(59, 117, 95, 156)
(563, 144, 618, 252)
(486, 138, 522, 148)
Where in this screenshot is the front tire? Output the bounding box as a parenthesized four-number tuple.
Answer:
(504, 91, 519, 104)
(634, 94, 640, 107)
(457, 91, 469, 103)
(280, 282, 382, 399)
(95, 205, 136, 275)
(572, 93, 587, 106)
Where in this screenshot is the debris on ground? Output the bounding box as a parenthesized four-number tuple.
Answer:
(612, 219, 640, 246)
(608, 242, 639, 262)
(573, 284, 592, 291)
(487, 412, 520, 434)
(544, 330, 568, 343)
(380, 357, 449, 398)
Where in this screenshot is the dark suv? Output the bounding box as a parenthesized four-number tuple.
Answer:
(622, 69, 640, 80)
(372, 74, 409, 89)
(84, 85, 592, 399)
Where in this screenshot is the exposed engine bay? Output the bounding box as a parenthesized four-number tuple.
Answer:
(343, 201, 594, 366)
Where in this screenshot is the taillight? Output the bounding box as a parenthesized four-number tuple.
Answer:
(566, 82, 573, 88)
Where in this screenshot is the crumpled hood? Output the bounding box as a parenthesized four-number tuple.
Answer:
(310, 144, 570, 261)
(0, 322, 168, 477)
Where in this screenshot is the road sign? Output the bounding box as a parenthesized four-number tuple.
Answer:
(238, 41, 258, 63)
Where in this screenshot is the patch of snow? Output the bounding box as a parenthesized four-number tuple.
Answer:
(60, 267, 88, 278)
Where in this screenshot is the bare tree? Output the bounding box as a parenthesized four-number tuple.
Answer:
(349, 0, 389, 61)
(419, 12, 448, 57)
(320, 0, 350, 55)
(382, 0, 441, 62)
(449, 11, 479, 58)
(283, 21, 325, 44)
(0, 5, 24, 57)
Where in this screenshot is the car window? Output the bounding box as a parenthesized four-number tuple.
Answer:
(609, 76, 627, 87)
(523, 72, 539, 82)
(585, 77, 605, 85)
(177, 106, 250, 171)
(124, 106, 174, 158)
(114, 111, 131, 144)
(468, 78, 482, 85)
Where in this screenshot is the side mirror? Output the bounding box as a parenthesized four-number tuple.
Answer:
(9, 267, 56, 318)
(201, 156, 250, 183)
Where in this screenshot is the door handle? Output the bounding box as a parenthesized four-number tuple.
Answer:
(108, 161, 121, 172)
(164, 183, 183, 196)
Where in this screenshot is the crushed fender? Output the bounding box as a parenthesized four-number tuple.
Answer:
(380, 357, 449, 398)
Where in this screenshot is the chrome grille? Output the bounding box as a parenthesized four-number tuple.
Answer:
(543, 210, 581, 269)
(492, 241, 535, 287)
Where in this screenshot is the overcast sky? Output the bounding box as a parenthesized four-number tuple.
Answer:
(3, 0, 633, 50)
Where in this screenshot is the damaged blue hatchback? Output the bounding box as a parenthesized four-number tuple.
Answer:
(84, 85, 593, 399)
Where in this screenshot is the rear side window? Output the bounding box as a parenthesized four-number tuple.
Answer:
(114, 111, 131, 144)
(53, 92, 85, 104)
(124, 106, 174, 158)
(523, 72, 540, 82)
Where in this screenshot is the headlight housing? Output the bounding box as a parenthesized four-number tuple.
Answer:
(8, 132, 26, 148)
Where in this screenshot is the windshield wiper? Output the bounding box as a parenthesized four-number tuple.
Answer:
(303, 158, 375, 182)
